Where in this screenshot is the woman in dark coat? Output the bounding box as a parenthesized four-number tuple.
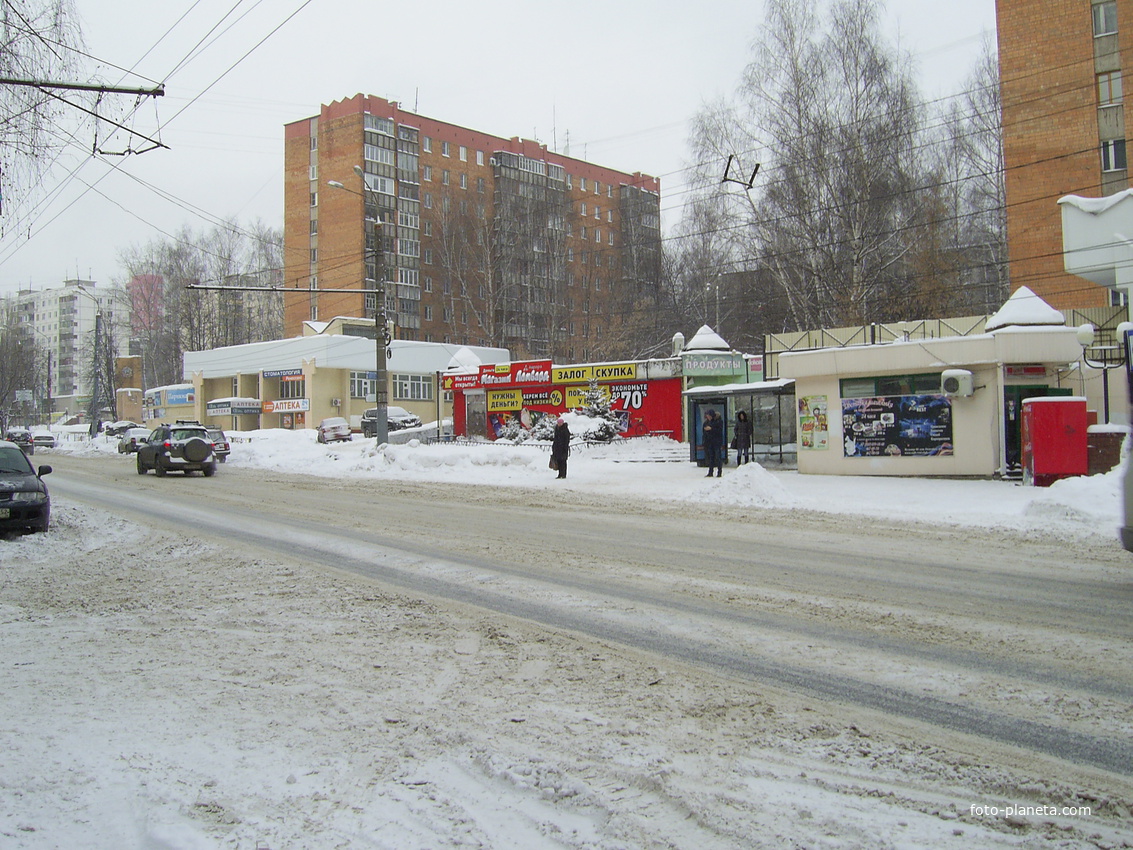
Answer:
(734, 410, 754, 464)
(551, 416, 571, 479)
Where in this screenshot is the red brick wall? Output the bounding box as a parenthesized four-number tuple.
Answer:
(997, 0, 1130, 309)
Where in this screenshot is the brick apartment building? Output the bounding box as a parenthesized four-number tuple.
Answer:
(997, 0, 1131, 310)
(283, 94, 662, 361)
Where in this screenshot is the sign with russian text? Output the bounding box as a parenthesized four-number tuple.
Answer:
(552, 363, 638, 383)
(478, 360, 552, 387)
(263, 368, 303, 379)
(842, 394, 952, 457)
(265, 398, 310, 413)
(682, 352, 746, 377)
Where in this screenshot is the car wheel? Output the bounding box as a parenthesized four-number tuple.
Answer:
(217, 456, 226, 463)
(154, 461, 167, 477)
(203, 463, 217, 477)
(136, 455, 148, 475)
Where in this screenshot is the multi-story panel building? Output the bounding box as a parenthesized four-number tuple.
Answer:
(997, 0, 1132, 309)
(11, 279, 129, 415)
(284, 94, 662, 361)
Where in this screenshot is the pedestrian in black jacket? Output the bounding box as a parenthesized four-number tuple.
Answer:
(551, 417, 571, 479)
(734, 410, 753, 464)
(702, 408, 724, 477)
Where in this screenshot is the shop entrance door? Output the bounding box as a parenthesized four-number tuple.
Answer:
(1004, 385, 1071, 475)
(465, 392, 487, 439)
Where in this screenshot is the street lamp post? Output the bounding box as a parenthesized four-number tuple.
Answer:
(329, 166, 389, 444)
(1076, 321, 1133, 424)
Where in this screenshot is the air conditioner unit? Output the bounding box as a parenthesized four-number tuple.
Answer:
(331, 398, 342, 407)
(941, 369, 974, 397)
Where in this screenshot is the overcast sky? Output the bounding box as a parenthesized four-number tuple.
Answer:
(0, 0, 997, 296)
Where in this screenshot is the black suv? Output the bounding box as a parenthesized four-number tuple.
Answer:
(136, 420, 218, 477)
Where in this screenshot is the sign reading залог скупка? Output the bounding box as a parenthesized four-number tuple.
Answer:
(842, 395, 954, 457)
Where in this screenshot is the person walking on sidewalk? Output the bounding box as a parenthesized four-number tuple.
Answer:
(551, 416, 571, 479)
(702, 408, 724, 477)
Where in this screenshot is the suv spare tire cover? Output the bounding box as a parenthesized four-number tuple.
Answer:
(183, 437, 211, 463)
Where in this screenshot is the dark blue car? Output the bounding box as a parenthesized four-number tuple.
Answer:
(0, 440, 51, 534)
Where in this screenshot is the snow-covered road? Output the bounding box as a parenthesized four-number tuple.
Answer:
(4, 449, 1130, 848)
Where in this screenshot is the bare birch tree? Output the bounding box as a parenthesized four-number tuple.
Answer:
(0, 1, 85, 208)
(687, 0, 930, 330)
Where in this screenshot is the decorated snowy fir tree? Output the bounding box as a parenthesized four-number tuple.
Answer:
(577, 379, 622, 442)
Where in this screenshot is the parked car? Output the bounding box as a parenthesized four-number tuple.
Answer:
(5, 428, 34, 456)
(317, 417, 353, 444)
(117, 427, 152, 454)
(31, 432, 56, 449)
(136, 420, 218, 477)
(361, 406, 422, 437)
(0, 440, 51, 533)
(207, 428, 231, 462)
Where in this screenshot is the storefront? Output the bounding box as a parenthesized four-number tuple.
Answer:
(446, 358, 684, 440)
(778, 325, 1086, 477)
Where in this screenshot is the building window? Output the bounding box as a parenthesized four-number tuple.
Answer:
(423, 165, 432, 181)
(424, 248, 433, 264)
(423, 136, 432, 152)
(279, 378, 306, 400)
(1099, 71, 1124, 106)
(442, 170, 450, 185)
(459, 145, 467, 161)
(310, 248, 317, 262)
(476, 150, 484, 165)
(424, 276, 433, 292)
(310, 192, 317, 207)
(424, 192, 433, 209)
(309, 164, 318, 181)
(309, 219, 317, 234)
(460, 173, 467, 189)
(477, 177, 485, 193)
(423, 221, 432, 236)
(424, 305, 433, 321)
(442, 140, 450, 157)
(1102, 139, 1127, 171)
(349, 371, 374, 399)
(1094, 1, 1118, 36)
(581, 202, 587, 216)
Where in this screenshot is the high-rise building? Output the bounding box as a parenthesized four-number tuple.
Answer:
(284, 94, 662, 361)
(11, 279, 129, 416)
(997, 0, 1131, 309)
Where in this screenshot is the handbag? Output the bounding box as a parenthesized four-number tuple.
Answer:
(549, 456, 559, 470)
(730, 437, 738, 450)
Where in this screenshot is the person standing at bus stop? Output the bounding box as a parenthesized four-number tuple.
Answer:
(702, 408, 724, 477)
(734, 409, 753, 465)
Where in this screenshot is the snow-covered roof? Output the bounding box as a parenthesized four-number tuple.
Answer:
(1058, 188, 1133, 215)
(184, 335, 509, 379)
(445, 346, 482, 373)
(684, 379, 794, 396)
(683, 325, 730, 351)
(985, 286, 1065, 331)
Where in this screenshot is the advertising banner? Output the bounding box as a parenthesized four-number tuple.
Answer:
(798, 395, 829, 451)
(264, 398, 310, 413)
(552, 363, 638, 383)
(842, 394, 953, 457)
